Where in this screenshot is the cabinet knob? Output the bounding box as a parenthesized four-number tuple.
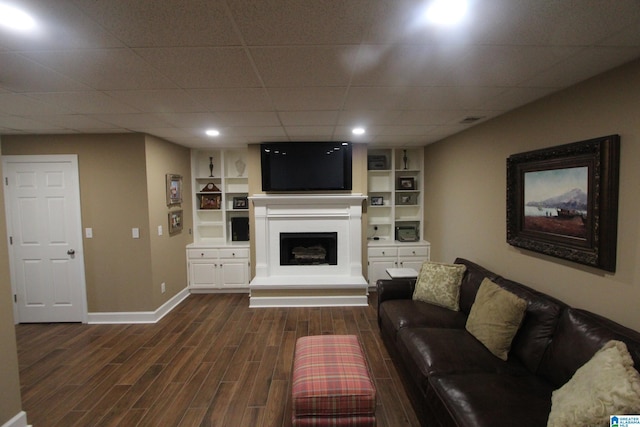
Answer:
(201, 253, 204, 257)
(400, 261, 404, 266)
(232, 252, 235, 256)
(412, 251, 416, 255)
(382, 251, 385, 255)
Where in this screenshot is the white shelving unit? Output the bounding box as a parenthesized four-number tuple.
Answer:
(191, 149, 249, 244)
(188, 148, 250, 291)
(366, 147, 430, 286)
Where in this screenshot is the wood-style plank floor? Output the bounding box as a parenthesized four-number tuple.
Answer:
(15, 293, 420, 427)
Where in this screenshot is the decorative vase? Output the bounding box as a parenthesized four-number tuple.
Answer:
(235, 158, 246, 177)
(403, 150, 408, 170)
(208, 157, 214, 177)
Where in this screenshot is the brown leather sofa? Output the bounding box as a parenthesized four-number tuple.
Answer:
(377, 258, 640, 427)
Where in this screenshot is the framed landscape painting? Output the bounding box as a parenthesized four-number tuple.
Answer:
(506, 135, 620, 272)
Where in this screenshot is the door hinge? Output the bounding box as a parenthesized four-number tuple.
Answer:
(14, 294, 17, 303)
(9, 236, 12, 245)
(4, 177, 7, 186)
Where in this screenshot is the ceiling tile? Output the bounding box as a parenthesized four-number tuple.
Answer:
(73, 0, 241, 47)
(0, 53, 90, 93)
(278, 111, 338, 126)
(214, 112, 281, 127)
(352, 44, 469, 87)
(186, 88, 273, 112)
(0, 0, 123, 50)
(0, 93, 73, 115)
(338, 110, 402, 126)
(26, 92, 140, 114)
(135, 47, 261, 88)
(268, 87, 347, 111)
(28, 114, 117, 130)
(251, 46, 359, 87)
(524, 47, 640, 88)
(21, 49, 177, 90)
(106, 90, 208, 113)
(88, 113, 172, 130)
(223, 127, 287, 137)
(228, 0, 371, 45)
(284, 126, 335, 137)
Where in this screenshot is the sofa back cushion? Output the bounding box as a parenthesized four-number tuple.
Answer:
(539, 307, 640, 388)
(493, 277, 566, 373)
(454, 258, 501, 315)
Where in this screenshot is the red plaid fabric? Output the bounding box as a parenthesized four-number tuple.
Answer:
(292, 335, 376, 426)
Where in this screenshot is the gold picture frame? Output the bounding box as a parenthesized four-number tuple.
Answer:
(168, 210, 183, 235)
(166, 174, 182, 205)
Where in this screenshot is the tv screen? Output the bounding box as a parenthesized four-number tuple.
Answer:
(261, 142, 352, 191)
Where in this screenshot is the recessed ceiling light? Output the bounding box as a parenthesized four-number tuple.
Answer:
(205, 129, 220, 137)
(425, 0, 468, 26)
(352, 127, 365, 135)
(0, 3, 37, 32)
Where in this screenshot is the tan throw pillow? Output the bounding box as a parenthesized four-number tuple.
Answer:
(412, 261, 467, 311)
(465, 278, 527, 360)
(547, 340, 640, 427)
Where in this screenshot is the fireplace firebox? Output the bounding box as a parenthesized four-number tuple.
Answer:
(280, 232, 338, 266)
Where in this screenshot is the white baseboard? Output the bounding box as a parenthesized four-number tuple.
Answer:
(2, 411, 29, 427)
(249, 295, 368, 308)
(87, 288, 190, 324)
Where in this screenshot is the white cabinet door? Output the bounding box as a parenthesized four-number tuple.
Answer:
(189, 260, 218, 289)
(368, 258, 396, 286)
(220, 260, 249, 288)
(399, 259, 424, 272)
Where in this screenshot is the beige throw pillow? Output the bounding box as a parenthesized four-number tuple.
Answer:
(547, 340, 640, 427)
(465, 278, 527, 360)
(412, 261, 466, 311)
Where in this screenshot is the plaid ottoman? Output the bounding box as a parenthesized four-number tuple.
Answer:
(292, 335, 376, 426)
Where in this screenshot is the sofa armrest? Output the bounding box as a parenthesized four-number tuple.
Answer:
(377, 278, 416, 303)
(376, 278, 416, 327)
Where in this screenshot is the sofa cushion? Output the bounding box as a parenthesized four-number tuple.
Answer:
(466, 278, 527, 360)
(430, 373, 553, 427)
(493, 277, 566, 373)
(397, 327, 530, 391)
(412, 261, 466, 311)
(547, 340, 640, 427)
(454, 258, 502, 315)
(539, 308, 640, 388)
(379, 300, 467, 343)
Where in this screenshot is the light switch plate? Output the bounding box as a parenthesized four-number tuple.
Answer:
(158, 225, 163, 236)
(85, 228, 93, 238)
(132, 228, 140, 239)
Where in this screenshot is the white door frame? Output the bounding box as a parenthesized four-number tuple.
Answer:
(3, 154, 88, 324)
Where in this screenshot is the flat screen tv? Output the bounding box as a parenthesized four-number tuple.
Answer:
(261, 142, 352, 191)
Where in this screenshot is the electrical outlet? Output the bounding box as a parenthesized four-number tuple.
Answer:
(161, 282, 165, 293)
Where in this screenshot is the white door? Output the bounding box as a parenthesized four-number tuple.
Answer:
(3, 155, 87, 323)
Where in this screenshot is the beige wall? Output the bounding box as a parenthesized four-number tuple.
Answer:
(423, 58, 640, 331)
(0, 133, 183, 312)
(144, 135, 192, 307)
(0, 141, 23, 425)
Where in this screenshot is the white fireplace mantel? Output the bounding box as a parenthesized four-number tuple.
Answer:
(249, 194, 368, 307)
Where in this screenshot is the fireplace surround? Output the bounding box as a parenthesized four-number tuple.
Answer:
(249, 194, 368, 307)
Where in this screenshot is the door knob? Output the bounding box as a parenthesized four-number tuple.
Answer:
(67, 249, 75, 255)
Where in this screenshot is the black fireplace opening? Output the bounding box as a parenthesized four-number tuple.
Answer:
(280, 232, 338, 266)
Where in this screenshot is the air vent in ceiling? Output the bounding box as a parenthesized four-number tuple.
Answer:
(459, 116, 485, 124)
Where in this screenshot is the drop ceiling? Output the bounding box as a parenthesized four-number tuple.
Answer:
(1, 0, 639, 148)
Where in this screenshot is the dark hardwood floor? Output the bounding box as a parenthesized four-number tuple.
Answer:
(16, 293, 420, 427)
